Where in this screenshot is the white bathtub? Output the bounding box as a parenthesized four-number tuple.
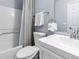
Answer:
(0, 46, 22, 59)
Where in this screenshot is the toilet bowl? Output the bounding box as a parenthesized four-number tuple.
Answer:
(16, 32, 46, 59)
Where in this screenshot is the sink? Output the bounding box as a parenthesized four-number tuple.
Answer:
(37, 34, 79, 58)
(38, 34, 79, 56)
(43, 34, 79, 49)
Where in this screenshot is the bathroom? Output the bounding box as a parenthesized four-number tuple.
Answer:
(0, 0, 79, 59)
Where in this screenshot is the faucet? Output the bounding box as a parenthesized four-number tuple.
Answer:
(76, 28, 79, 39)
(70, 27, 79, 39)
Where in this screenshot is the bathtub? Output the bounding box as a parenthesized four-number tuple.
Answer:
(0, 46, 22, 59)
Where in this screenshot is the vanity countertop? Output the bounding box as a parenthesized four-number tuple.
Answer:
(37, 34, 79, 59)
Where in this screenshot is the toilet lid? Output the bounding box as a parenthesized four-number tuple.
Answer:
(16, 46, 39, 58)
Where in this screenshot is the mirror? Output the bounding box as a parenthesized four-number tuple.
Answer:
(55, 0, 79, 34)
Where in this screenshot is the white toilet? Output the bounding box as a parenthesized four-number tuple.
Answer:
(16, 32, 46, 59)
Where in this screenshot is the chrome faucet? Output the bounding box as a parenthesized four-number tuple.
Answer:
(70, 27, 79, 39)
(76, 28, 79, 39)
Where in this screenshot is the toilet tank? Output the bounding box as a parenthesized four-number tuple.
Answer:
(33, 32, 46, 44)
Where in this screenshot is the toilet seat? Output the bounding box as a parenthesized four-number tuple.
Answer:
(26, 49, 39, 59)
(16, 46, 39, 59)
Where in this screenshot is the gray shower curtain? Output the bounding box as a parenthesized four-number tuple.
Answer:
(19, 0, 33, 46)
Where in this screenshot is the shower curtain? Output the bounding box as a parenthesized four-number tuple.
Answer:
(19, 0, 33, 46)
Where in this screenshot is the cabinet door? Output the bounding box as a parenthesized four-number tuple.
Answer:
(39, 47, 64, 59)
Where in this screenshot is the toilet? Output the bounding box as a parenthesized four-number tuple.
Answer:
(16, 32, 46, 59)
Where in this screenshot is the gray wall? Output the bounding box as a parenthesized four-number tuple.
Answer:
(0, 0, 23, 9)
(35, 0, 54, 34)
(35, 0, 78, 33)
(35, 0, 68, 34)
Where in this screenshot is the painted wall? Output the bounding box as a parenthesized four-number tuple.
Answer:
(35, 0, 54, 34)
(0, 0, 23, 9)
(35, 0, 79, 33)
(35, 0, 54, 19)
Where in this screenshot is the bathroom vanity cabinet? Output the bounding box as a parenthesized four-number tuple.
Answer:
(39, 46, 64, 59)
(36, 34, 79, 59)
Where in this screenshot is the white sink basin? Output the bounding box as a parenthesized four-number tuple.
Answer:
(38, 34, 79, 57)
(41, 34, 79, 49)
(54, 34, 79, 49)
